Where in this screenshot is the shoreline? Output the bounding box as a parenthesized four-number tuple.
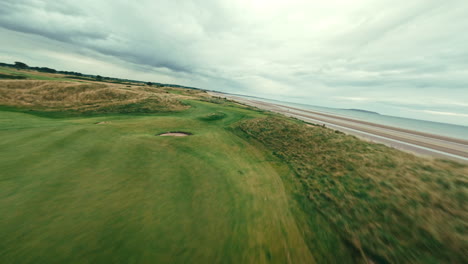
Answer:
(210, 92, 468, 163)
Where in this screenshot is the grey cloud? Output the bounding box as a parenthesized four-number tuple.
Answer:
(0, 0, 201, 73)
(88, 45, 192, 73)
(0, 0, 108, 42)
(0, 21, 108, 43)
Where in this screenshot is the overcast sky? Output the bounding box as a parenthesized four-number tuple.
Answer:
(1, 0, 467, 125)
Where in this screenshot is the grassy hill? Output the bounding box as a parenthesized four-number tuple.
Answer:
(0, 80, 189, 114)
(0, 72, 467, 263)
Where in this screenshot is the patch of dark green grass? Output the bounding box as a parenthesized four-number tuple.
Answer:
(0, 73, 27, 79)
(198, 112, 227, 121)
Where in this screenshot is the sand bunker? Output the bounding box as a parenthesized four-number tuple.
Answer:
(158, 132, 192, 137)
(95, 121, 110, 125)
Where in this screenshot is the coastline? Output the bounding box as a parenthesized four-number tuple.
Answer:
(210, 92, 468, 163)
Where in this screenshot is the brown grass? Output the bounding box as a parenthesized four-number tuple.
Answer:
(238, 116, 468, 263)
(0, 80, 189, 114)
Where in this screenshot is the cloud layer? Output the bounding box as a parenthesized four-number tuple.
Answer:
(1, 0, 467, 125)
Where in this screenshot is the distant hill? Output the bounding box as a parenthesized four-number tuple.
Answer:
(345, 108, 380, 115)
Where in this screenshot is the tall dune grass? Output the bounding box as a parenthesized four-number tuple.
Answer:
(0, 80, 188, 114)
(237, 117, 468, 263)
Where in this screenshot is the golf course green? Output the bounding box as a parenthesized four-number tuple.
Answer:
(0, 100, 319, 263)
(1, 74, 466, 263)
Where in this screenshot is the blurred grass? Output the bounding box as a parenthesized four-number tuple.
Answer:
(0, 99, 322, 263)
(237, 116, 468, 263)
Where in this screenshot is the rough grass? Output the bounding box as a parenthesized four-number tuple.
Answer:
(237, 117, 468, 263)
(0, 80, 189, 114)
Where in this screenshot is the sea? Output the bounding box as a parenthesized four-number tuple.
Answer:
(231, 94, 468, 141)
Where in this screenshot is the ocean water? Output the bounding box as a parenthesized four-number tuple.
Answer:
(235, 95, 468, 141)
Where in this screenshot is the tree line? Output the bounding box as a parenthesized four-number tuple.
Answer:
(0, 61, 202, 90)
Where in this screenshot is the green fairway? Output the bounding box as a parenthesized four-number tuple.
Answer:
(0, 101, 319, 263)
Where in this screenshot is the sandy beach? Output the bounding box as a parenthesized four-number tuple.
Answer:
(210, 92, 468, 163)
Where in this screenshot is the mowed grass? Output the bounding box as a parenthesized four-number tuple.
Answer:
(0, 101, 322, 263)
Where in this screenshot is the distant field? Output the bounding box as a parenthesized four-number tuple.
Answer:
(1, 75, 467, 263)
(0, 67, 72, 81)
